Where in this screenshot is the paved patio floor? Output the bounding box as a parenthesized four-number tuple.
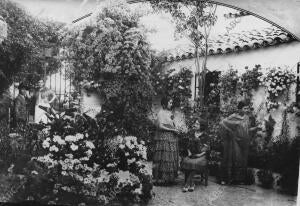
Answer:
(148, 174, 297, 206)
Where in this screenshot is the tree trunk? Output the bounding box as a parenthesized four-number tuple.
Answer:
(198, 36, 208, 108)
(195, 47, 201, 101)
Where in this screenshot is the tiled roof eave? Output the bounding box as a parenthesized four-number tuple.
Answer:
(163, 27, 296, 63)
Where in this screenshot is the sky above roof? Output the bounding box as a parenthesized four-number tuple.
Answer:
(13, 0, 274, 52)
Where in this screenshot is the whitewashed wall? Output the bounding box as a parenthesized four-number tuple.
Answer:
(252, 84, 298, 140)
(162, 42, 300, 140)
(163, 41, 300, 101)
(80, 42, 300, 139)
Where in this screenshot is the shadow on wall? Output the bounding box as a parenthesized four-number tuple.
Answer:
(253, 84, 297, 140)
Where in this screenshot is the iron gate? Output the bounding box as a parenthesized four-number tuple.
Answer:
(10, 64, 78, 124)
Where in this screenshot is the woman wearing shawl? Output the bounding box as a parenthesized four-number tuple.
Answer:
(152, 96, 180, 185)
(220, 101, 258, 185)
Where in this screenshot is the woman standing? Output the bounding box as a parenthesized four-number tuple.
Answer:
(153, 96, 180, 185)
(34, 79, 56, 124)
(220, 101, 258, 185)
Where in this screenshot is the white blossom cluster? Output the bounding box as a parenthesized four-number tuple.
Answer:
(117, 135, 147, 161)
(35, 132, 95, 178)
(34, 134, 151, 201)
(259, 68, 295, 110)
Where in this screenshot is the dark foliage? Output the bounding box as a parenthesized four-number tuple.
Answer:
(0, 0, 62, 91)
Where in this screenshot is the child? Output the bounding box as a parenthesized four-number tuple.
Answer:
(181, 119, 209, 192)
(14, 83, 29, 126)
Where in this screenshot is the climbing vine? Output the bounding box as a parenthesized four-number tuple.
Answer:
(259, 67, 295, 111)
(241, 65, 263, 97)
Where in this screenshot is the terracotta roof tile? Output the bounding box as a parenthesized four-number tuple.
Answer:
(163, 26, 295, 62)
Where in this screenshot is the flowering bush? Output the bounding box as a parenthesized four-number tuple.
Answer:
(36, 132, 95, 175)
(154, 67, 193, 110)
(0, 0, 62, 91)
(36, 139, 101, 203)
(0, 122, 46, 174)
(104, 135, 152, 204)
(114, 136, 147, 169)
(63, 0, 156, 144)
(259, 67, 295, 111)
(14, 107, 152, 205)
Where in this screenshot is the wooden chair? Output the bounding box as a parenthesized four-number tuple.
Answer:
(194, 147, 210, 186)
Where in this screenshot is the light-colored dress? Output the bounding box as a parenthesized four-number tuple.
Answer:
(152, 109, 179, 183)
(34, 88, 56, 124)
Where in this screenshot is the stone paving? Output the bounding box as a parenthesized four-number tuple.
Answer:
(148, 174, 297, 206)
(0, 171, 296, 206)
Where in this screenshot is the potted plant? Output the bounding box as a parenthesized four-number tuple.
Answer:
(257, 169, 274, 189)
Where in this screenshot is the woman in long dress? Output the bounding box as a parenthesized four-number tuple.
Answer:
(34, 79, 56, 124)
(152, 97, 180, 185)
(220, 101, 258, 185)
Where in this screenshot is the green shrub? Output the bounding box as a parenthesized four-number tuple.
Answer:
(277, 136, 299, 195)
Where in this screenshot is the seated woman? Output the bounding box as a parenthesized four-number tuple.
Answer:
(181, 119, 210, 192)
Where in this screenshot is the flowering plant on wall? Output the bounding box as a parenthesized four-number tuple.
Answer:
(217, 68, 241, 116)
(241, 65, 263, 96)
(203, 71, 221, 118)
(154, 67, 193, 112)
(218, 68, 239, 103)
(259, 67, 295, 111)
(80, 80, 101, 92)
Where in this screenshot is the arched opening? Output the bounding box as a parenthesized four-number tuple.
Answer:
(206, 0, 300, 41)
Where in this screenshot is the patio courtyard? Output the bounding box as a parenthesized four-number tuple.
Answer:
(148, 174, 296, 206)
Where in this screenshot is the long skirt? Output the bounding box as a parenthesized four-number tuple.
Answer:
(181, 156, 207, 172)
(220, 137, 249, 183)
(152, 131, 179, 183)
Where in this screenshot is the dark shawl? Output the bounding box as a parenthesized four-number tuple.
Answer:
(220, 114, 250, 170)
